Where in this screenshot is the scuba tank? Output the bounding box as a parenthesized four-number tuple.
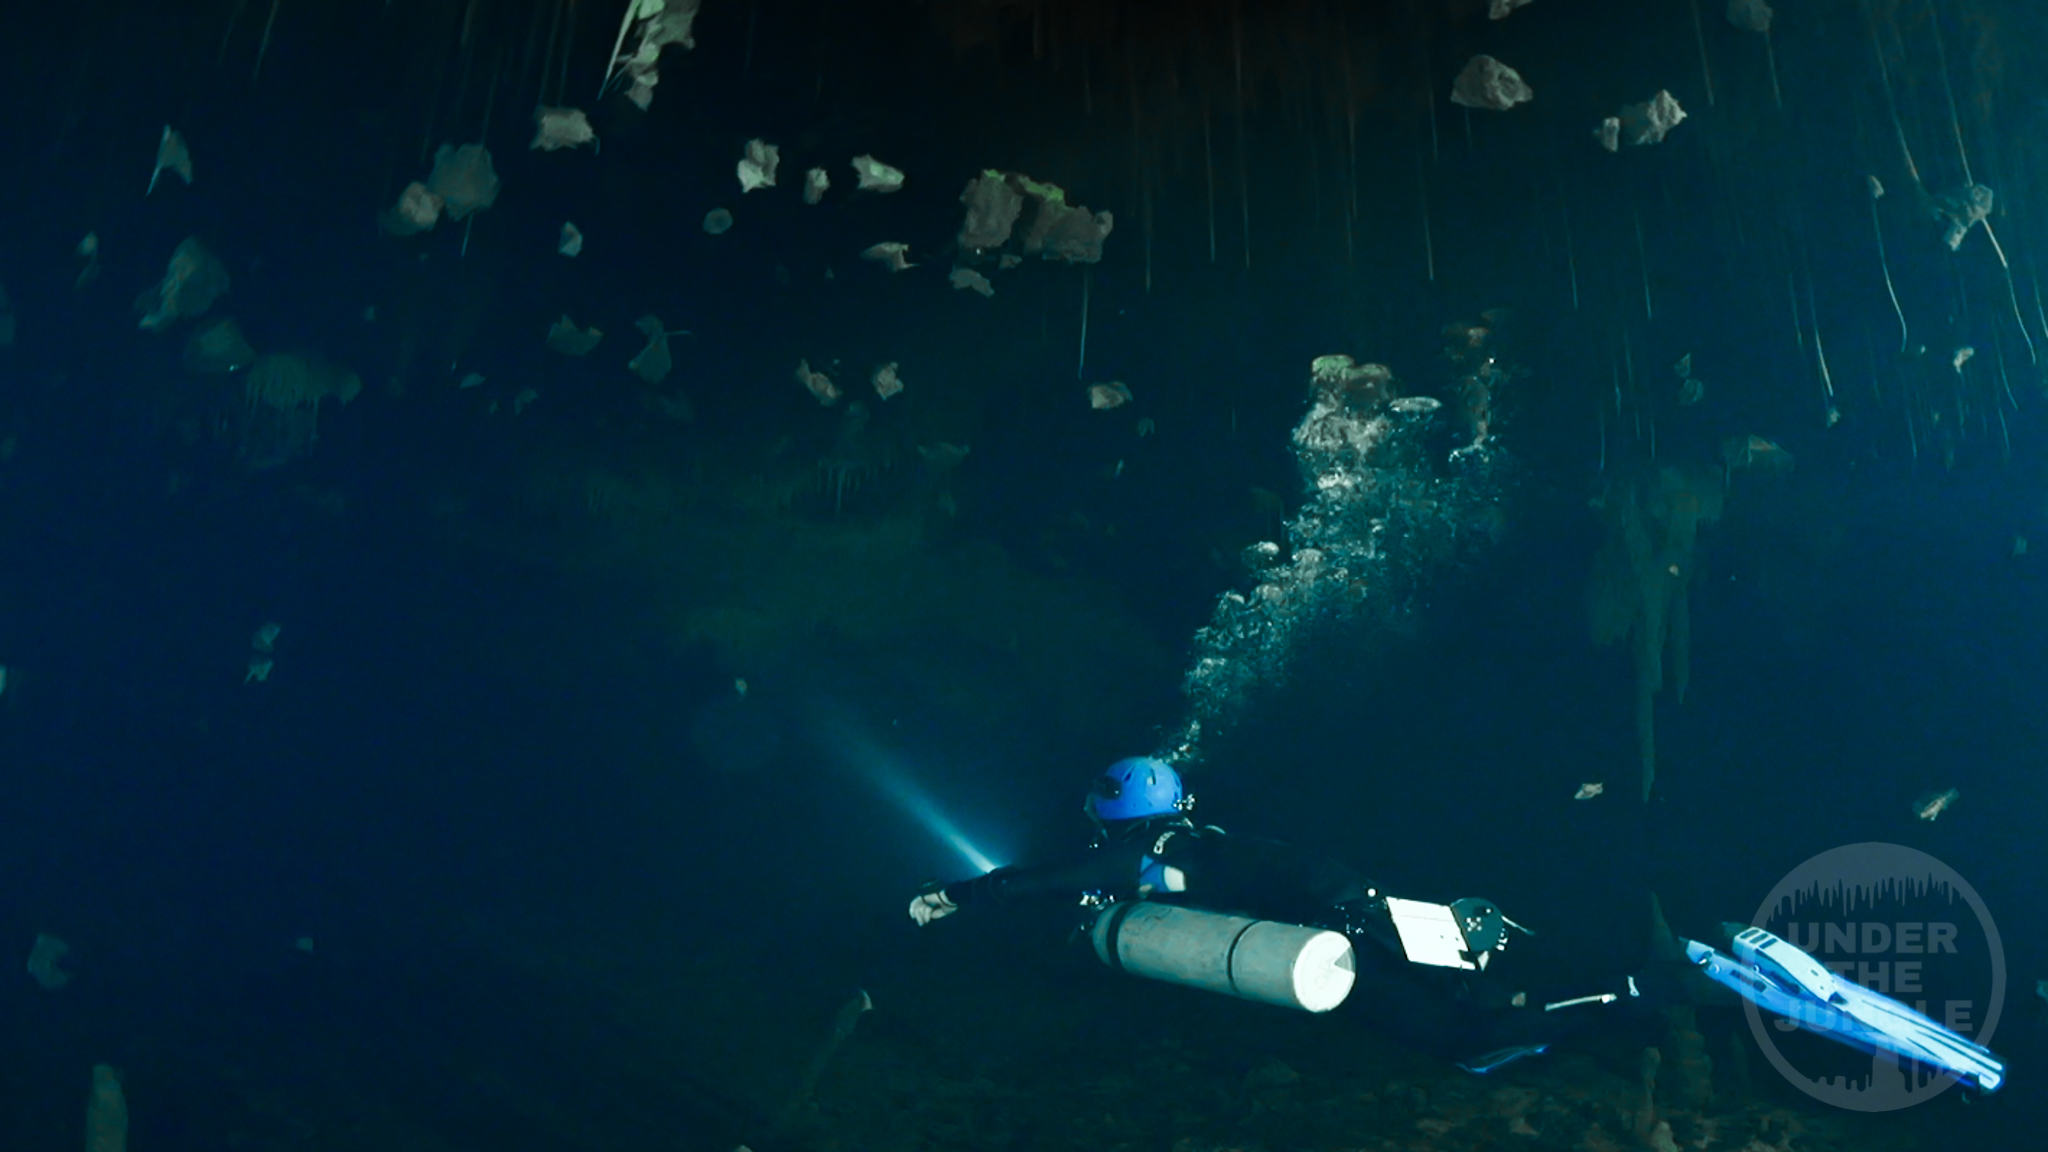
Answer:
(1089, 900, 1356, 1012)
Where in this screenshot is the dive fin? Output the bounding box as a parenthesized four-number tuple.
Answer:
(1457, 1043, 1550, 1074)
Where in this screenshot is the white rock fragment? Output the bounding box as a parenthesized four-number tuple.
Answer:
(949, 267, 994, 297)
(425, 144, 501, 220)
(1934, 184, 1994, 251)
(1914, 786, 1960, 821)
(380, 182, 445, 236)
(803, 166, 831, 204)
(248, 619, 284, 680)
(871, 361, 902, 400)
(378, 146, 499, 241)
(628, 315, 682, 385)
(851, 154, 904, 192)
(531, 106, 599, 152)
(1619, 90, 1686, 146)
(796, 359, 840, 406)
(738, 138, 780, 192)
(1012, 178, 1116, 263)
(546, 316, 604, 356)
(139, 237, 229, 332)
(1573, 782, 1604, 800)
(1449, 55, 1532, 111)
(1088, 381, 1133, 410)
(558, 221, 584, 257)
(958, 171, 1026, 250)
(27, 933, 71, 990)
(861, 242, 916, 272)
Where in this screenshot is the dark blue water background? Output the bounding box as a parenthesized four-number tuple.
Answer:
(2, 0, 2045, 1147)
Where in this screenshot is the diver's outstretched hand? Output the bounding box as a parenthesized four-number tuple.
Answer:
(908, 889, 958, 926)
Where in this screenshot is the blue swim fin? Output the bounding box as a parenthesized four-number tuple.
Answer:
(1685, 926, 2004, 1093)
(1456, 1043, 1551, 1074)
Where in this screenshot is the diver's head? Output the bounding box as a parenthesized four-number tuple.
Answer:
(1084, 756, 1191, 836)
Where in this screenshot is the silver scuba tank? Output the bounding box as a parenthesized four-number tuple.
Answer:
(1089, 900, 1356, 1012)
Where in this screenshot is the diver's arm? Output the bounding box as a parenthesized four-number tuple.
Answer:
(945, 845, 1145, 908)
(911, 845, 1145, 925)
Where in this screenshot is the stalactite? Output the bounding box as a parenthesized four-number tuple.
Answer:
(1590, 467, 1725, 801)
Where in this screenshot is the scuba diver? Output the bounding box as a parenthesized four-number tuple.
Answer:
(908, 757, 2007, 1089)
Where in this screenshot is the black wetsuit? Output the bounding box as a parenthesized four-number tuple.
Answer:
(940, 819, 1631, 1063)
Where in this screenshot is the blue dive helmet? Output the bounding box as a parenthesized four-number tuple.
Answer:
(1086, 757, 1185, 823)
